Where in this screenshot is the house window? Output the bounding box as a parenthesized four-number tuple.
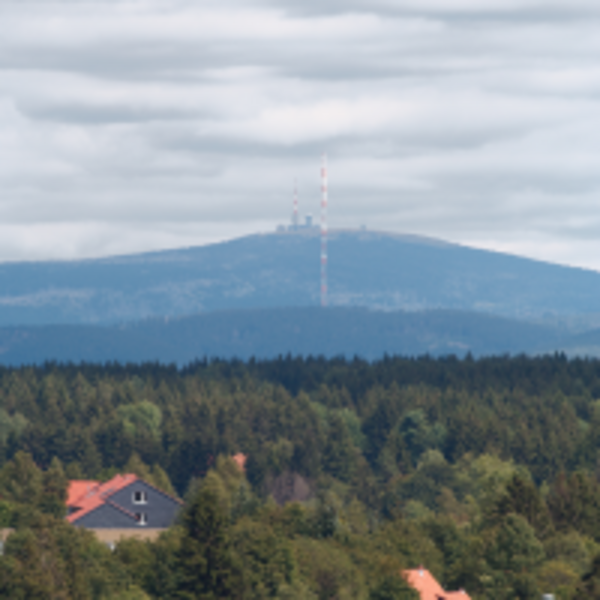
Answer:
(133, 490, 148, 504)
(136, 512, 148, 526)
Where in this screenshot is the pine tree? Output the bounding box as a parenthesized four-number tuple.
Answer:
(177, 473, 239, 599)
(39, 457, 68, 518)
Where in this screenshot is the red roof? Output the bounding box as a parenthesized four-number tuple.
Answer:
(66, 480, 100, 507)
(403, 568, 471, 600)
(66, 474, 138, 523)
(232, 453, 247, 472)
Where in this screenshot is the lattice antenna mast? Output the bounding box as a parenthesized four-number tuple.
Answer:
(292, 179, 299, 229)
(320, 154, 328, 307)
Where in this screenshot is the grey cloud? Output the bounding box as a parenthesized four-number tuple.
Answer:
(261, 0, 600, 21)
(17, 101, 201, 125)
(0, 43, 224, 82)
(0, 0, 600, 269)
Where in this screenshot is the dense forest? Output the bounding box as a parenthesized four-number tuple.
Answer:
(3, 355, 600, 598)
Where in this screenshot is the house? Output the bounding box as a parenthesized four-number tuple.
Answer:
(403, 567, 471, 600)
(66, 474, 183, 544)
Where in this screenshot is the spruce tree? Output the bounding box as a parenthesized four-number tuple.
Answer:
(177, 473, 238, 599)
(40, 457, 68, 518)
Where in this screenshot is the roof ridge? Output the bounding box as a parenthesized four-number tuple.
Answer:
(97, 474, 138, 497)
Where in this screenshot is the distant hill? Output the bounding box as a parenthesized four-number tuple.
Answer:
(1, 229, 600, 326)
(0, 307, 581, 366)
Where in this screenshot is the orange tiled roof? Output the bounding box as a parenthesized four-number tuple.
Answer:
(232, 453, 247, 472)
(66, 474, 138, 523)
(66, 480, 100, 507)
(403, 568, 471, 600)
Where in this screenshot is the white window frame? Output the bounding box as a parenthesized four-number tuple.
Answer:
(136, 512, 148, 526)
(133, 490, 148, 505)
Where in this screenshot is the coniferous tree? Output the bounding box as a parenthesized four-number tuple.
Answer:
(39, 457, 68, 518)
(177, 473, 239, 599)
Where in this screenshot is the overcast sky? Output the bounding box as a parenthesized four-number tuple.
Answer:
(3, 0, 600, 268)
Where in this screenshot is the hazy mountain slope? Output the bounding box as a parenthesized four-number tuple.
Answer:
(555, 327, 600, 358)
(0, 229, 599, 326)
(0, 307, 569, 366)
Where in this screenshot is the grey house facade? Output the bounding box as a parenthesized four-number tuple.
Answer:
(67, 474, 182, 530)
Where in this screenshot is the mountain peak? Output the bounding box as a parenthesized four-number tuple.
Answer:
(0, 230, 598, 326)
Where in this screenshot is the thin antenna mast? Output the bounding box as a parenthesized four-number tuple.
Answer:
(320, 154, 328, 307)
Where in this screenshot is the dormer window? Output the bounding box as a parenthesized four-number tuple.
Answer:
(133, 490, 148, 504)
(136, 512, 148, 526)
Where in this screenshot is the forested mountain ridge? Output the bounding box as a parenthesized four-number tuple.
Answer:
(1, 229, 600, 326)
(0, 306, 584, 366)
(1, 355, 600, 597)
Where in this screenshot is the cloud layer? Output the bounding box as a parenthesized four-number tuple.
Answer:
(2, 0, 600, 268)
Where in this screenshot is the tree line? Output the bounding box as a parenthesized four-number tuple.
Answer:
(0, 355, 600, 597)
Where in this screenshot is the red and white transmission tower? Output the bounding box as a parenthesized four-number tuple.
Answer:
(320, 154, 328, 307)
(292, 179, 299, 229)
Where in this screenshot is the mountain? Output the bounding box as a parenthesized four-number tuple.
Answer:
(1, 229, 600, 326)
(0, 307, 577, 366)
